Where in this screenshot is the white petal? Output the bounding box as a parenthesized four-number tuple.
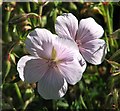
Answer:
(17, 55, 48, 83)
(53, 37, 79, 61)
(58, 56, 86, 85)
(55, 13, 78, 40)
(79, 39, 107, 65)
(76, 17, 104, 43)
(37, 68, 68, 99)
(25, 28, 56, 59)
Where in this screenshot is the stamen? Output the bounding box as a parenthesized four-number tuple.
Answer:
(47, 60, 57, 68)
(76, 40, 82, 47)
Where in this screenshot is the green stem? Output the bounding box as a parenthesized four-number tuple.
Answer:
(80, 95, 87, 109)
(26, 2, 31, 13)
(106, 6, 113, 34)
(102, 3, 114, 51)
(22, 95, 35, 111)
(105, 32, 110, 52)
(113, 88, 119, 109)
(14, 83, 24, 106)
(3, 9, 12, 42)
(38, 4, 43, 27)
(4, 10, 11, 23)
(27, 13, 39, 18)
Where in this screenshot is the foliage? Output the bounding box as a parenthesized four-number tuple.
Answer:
(1, 2, 120, 111)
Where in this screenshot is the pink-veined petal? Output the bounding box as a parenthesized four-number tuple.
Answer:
(25, 28, 56, 59)
(79, 39, 107, 65)
(76, 17, 104, 43)
(53, 37, 79, 62)
(58, 56, 86, 85)
(17, 55, 48, 83)
(55, 13, 78, 40)
(37, 67, 68, 99)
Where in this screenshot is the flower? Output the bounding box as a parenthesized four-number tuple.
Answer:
(17, 28, 86, 99)
(55, 13, 107, 65)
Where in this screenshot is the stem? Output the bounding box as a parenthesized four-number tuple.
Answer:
(22, 95, 35, 111)
(105, 32, 110, 52)
(106, 6, 113, 34)
(26, 2, 31, 13)
(102, 3, 115, 52)
(3, 6, 12, 42)
(27, 13, 39, 18)
(14, 83, 24, 106)
(113, 88, 119, 109)
(80, 95, 87, 109)
(38, 4, 43, 27)
(52, 100, 56, 111)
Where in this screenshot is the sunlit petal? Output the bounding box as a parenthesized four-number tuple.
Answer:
(54, 37, 79, 62)
(37, 68, 68, 99)
(55, 13, 78, 40)
(79, 39, 107, 65)
(76, 17, 104, 43)
(25, 28, 56, 59)
(58, 57, 86, 85)
(17, 55, 48, 83)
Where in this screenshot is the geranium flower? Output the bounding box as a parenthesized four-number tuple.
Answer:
(17, 28, 86, 99)
(55, 13, 107, 65)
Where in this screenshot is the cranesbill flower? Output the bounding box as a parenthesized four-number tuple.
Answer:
(55, 13, 107, 65)
(17, 28, 86, 99)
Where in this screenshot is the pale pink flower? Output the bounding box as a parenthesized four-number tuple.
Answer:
(17, 28, 86, 99)
(55, 13, 107, 65)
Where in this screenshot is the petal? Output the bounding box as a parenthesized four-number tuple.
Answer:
(25, 28, 56, 59)
(53, 37, 79, 62)
(37, 68, 68, 99)
(79, 39, 107, 65)
(17, 55, 48, 83)
(76, 17, 104, 43)
(58, 56, 86, 85)
(55, 13, 78, 40)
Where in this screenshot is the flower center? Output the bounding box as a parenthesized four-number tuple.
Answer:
(47, 46, 58, 68)
(47, 60, 57, 68)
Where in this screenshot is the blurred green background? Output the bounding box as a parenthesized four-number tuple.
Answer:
(1, 1, 120, 111)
